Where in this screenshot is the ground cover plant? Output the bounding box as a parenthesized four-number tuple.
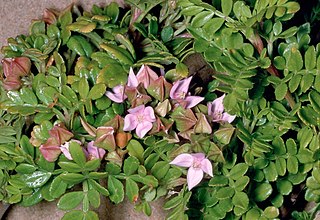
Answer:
(1, 0, 320, 219)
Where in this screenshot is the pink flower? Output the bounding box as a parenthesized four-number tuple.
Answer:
(170, 153, 213, 190)
(123, 105, 156, 138)
(170, 77, 204, 108)
(86, 141, 106, 160)
(208, 94, 236, 123)
(106, 85, 127, 103)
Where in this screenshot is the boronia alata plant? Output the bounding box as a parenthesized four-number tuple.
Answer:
(0, 0, 320, 219)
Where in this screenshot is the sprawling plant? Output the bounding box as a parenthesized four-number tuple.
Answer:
(0, 0, 320, 219)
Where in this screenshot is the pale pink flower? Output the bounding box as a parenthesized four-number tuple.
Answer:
(170, 77, 204, 108)
(106, 85, 127, 103)
(86, 141, 106, 160)
(123, 105, 156, 138)
(170, 153, 213, 190)
(208, 94, 236, 123)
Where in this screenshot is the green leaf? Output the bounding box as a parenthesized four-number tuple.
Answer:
(276, 179, 292, 195)
(50, 176, 68, 199)
(275, 83, 287, 101)
(20, 87, 38, 105)
(126, 178, 139, 203)
(88, 84, 106, 100)
(84, 159, 100, 171)
(264, 162, 278, 182)
(271, 194, 284, 208)
(273, 21, 282, 36)
(309, 90, 320, 114)
(23, 171, 51, 188)
(263, 206, 279, 218)
(245, 208, 261, 220)
(67, 35, 93, 57)
(216, 187, 234, 199)
(203, 18, 225, 39)
(289, 74, 301, 92)
(305, 46, 316, 70)
(284, 45, 303, 71)
(209, 175, 229, 187)
(163, 194, 182, 210)
(234, 176, 250, 191)
(20, 188, 43, 207)
(300, 73, 314, 93)
(88, 179, 109, 196)
(151, 161, 170, 180)
(287, 156, 299, 174)
(232, 191, 249, 209)
(59, 173, 86, 185)
(181, 6, 204, 16)
(127, 140, 144, 163)
(84, 211, 99, 220)
(88, 189, 100, 208)
(15, 164, 37, 174)
(108, 175, 124, 204)
(58, 191, 84, 210)
(191, 11, 214, 28)
(229, 163, 248, 180)
(20, 135, 34, 158)
(161, 26, 174, 43)
(79, 77, 90, 100)
(62, 210, 84, 220)
(123, 156, 140, 176)
(222, 0, 233, 16)
(253, 182, 273, 202)
(97, 63, 128, 88)
(106, 2, 119, 23)
(69, 141, 86, 167)
(58, 161, 82, 173)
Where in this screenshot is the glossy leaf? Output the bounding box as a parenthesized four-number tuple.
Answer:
(58, 191, 84, 210)
(108, 175, 124, 204)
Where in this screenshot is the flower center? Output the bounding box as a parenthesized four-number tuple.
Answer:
(192, 159, 202, 169)
(178, 92, 186, 99)
(137, 114, 144, 123)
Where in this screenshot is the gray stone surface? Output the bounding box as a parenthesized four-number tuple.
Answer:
(0, 1, 166, 219)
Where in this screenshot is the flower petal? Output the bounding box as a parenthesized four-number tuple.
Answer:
(201, 158, 213, 177)
(87, 141, 106, 160)
(210, 95, 225, 114)
(191, 153, 205, 161)
(127, 104, 145, 114)
(143, 106, 156, 122)
(170, 153, 193, 167)
(185, 96, 204, 108)
(123, 114, 138, 131)
(60, 142, 73, 160)
(127, 67, 139, 87)
(170, 77, 192, 99)
(187, 167, 204, 190)
(222, 113, 236, 123)
(135, 121, 153, 138)
(105, 85, 127, 103)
